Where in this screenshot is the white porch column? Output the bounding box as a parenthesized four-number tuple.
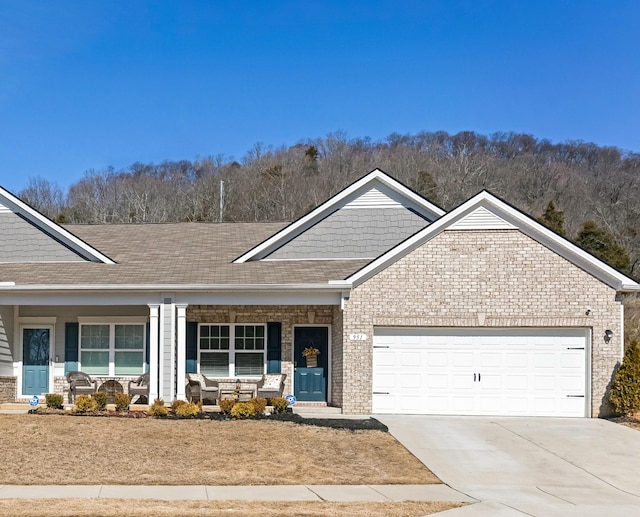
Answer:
(147, 304, 160, 402)
(176, 304, 188, 400)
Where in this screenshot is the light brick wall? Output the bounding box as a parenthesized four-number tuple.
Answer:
(331, 305, 344, 407)
(186, 305, 335, 403)
(0, 376, 16, 403)
(341, 229, 622, 416)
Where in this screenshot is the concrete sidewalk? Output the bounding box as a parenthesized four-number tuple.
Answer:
(0, 483, 476, 503)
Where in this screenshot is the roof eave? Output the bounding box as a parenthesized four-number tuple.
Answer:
(0, 282, 353, 293)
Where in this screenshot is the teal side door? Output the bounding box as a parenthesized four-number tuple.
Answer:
(22, 328, 50, 395)
(293, 327, 328, 401)
(294, 367, 325, 401)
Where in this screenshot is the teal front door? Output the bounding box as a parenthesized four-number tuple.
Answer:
(22, 328, 50, 395)
(293, 327, 328, 401)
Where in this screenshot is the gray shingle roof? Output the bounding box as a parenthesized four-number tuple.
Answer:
(0, 223, 370, 287)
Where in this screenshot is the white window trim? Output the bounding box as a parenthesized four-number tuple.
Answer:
(198, 323, 267, 378)
(78, 321, 147, 377)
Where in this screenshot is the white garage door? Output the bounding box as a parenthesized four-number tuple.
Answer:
(373, 328, 588, 417)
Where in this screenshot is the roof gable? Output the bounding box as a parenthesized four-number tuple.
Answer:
(342, 190, 639, 290)
(234, 169, 445, 262)
(0, 187, 115, 264)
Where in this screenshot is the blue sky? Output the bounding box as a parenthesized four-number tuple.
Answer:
(0, 1, 638, 194)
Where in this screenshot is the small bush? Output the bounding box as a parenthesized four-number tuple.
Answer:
(114, 393, 131, 412)
(91, 391, 108, 411)
(610, 340, 640, 416)
(75, 394, 97, 413)
(45, 393, 63, 410)
(219, 398, 236, 416)
(171, 399, 187, 413)
(175, 401, 201, 418)
(270, 397, 289, 414)
(147, 399, 168, 417)
(249, 397, 267, 415)
(230, 401, 256, 419)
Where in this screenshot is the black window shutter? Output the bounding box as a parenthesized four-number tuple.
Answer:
(65, 322, 79, 374)
(186, 321, 198, 373)
(267, 322, 282, 373)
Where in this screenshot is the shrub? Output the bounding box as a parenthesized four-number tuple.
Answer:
(114, 393, 131, 412)
(147, 399, 168, 417)
(75, 394, 97, 413)
(219, 398, 236, 416)
(610, 340, 640, 416)
(91, 391, 108, 411)
(270, 397, 289, 414)
(45, 393, 63, 410)
(249, 397, 267, 415)
(175, 401, 201, 418)
(230, 401, 256, 419)
(171, 399, 187, 413)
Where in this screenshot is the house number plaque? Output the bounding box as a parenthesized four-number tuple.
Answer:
(349, 334, 368, 341)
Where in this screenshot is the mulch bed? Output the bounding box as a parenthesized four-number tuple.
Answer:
(29, 407, 388, 431)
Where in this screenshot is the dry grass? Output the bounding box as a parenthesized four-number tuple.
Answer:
(0, 414, 438, 485)
(0, 499, 463, 517)
(615, 416, 640, 431)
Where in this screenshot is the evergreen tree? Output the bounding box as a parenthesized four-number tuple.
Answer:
(609, 340, 640, 416)
(575, 221, 631, 274)
(538, 200, 566, 236)
(410, 170, 440, 205)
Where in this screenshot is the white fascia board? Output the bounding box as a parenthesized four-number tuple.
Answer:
(345, 190, 639, 290)
(0, 282, 353, 292)
(233, 168, 445, 263)
(0, 286, 349, 306)
(0, 186, 115, 264)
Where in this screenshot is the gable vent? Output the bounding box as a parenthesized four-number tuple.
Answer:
(449, 206, 516, 230)
(344, 187, 404, 209)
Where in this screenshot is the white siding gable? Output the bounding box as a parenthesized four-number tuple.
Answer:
(343, 186, 404, 209)
(449, 206, 516, 230)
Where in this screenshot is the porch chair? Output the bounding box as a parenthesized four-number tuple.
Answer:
(256, 373, 286, 400)
(66, 371, 96, 403)
(128, 373, 150, 403)
(186, 373, 219, 404)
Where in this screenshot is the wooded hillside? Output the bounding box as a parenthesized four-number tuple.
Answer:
(18, 130, 640, 278)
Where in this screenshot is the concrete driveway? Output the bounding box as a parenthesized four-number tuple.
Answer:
(377, 416, 640, 516)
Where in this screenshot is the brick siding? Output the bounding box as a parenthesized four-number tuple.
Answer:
(0, 376, 16, 403)
(187, 305, 335, 404)
(340, 229, 622, 416)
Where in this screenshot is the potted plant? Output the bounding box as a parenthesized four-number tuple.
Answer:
(302, 346, 320, 367)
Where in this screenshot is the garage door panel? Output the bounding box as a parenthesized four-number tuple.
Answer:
(478, 373, 502, 390)
(427, 351, 447, 366)
(401, 374, 422, 389)
(452, 352, 474, 367)
(452, 374, 474, 389)
(427, 374, 448, 389)
(506, 353, 527, 367)
(506, 375, 528, 390)
(372, 328, 587, 417)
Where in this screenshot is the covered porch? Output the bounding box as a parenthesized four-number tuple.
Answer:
(0, 297, 346, 409)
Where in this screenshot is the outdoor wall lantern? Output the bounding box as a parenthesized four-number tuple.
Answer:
(604, 329, 614, 343)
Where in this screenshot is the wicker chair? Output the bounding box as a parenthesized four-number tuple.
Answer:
(187, 373, 219, 404)
(66, 371, 96, 403)
(128, 373, 150, 403)
(256, 373, 286, 400)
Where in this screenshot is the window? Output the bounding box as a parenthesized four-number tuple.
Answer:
(80, 323, 145, 376)
(199, 324, 265, 377)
